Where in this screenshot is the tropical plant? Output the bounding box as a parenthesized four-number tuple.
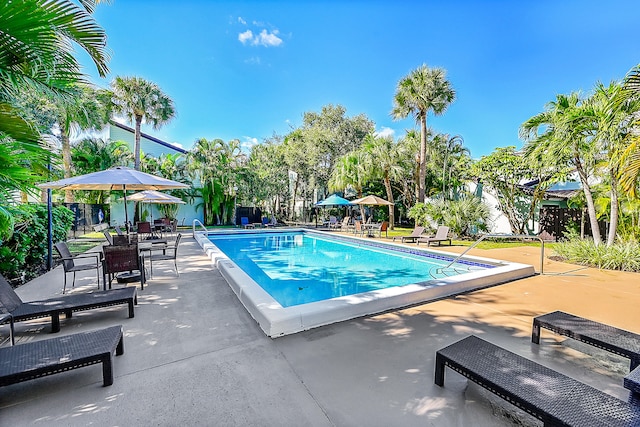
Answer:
(0, 204, 74, 283)
(329, 151, 369, 221)
(472, 146, 542, 235)
(391, 64, 456, 203)
(0, 0, 109, 231)
(521, 93, 603, 244)
(246, 136, 289, 216)
(188, 138, 245, 225)
(110, 76, 175, 170)
(408, 197, 490, 237)
(360, 134, 406, 228)
(618, 65, 640, 197)
(70, 138, 132, 204)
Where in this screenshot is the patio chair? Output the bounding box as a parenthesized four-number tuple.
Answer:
(54, 241, 102, 294)
(114, 226, 124, 236)
(148, 233, 182, 278)
(338, 217, 351, 232)
(416, 226, 451, 246)
(0, 325, 125, 387)
(103, 230, 114, 245)
(353, 220, 365, 237)
(392, 226, 425, 243)
(0, 273, 137, 335)
(325, 216, 338, 228)
(102, 243, 146, 290)
(241, 217, 254, 229)
(136, 221, 152, 240)
(373, 221, 389, 238)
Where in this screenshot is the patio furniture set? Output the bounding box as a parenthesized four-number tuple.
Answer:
(0, 230, 182, 391)
(436, 311, 640, 426)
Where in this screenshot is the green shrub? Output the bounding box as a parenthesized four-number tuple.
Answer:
(552, 238, 640, 272)
(408, 197, 490, 237)
(0, 204, 74, 283)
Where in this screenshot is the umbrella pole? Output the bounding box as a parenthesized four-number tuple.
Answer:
(123, 185, 130, 232)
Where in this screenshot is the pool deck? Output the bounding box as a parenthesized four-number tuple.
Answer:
(1, 233, 638, 426)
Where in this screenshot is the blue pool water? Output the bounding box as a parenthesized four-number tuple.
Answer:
(208, 231, 492, 307)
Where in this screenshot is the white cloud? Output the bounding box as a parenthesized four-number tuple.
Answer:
(255, 29, 282, 47)
(238, 16, 246, 25)
(375, 127, 395, 138)
(238, 27, 283, 47)
(238, 30, 253, 44)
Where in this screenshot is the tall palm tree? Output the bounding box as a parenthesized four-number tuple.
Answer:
(521, 93, 603, 245)
(110, 76, 175, 170)
(391, 64, 455, 203)
(361, 134, 405, 229)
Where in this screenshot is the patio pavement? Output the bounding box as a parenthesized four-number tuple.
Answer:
(1, 233, 638, 426)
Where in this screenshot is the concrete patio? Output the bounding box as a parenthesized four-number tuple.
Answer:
(1, 233, 638, 426)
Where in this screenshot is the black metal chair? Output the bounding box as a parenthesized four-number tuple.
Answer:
(54, 242, 102, 294)
(148, 233, 182, 278)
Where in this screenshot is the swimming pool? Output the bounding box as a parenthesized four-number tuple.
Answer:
(195, 229, 535, 337)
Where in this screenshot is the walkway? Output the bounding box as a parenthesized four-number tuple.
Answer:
(1, 234, 638, 426)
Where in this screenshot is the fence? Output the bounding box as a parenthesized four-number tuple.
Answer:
(539, 206, 607, 240)
(60, 203, 107, 238)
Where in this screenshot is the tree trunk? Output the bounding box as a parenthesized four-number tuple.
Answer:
(576, 165, 602, 245)
(418, 114, 427, 203)
(384, 177, 395, 229)
(134, 116, 142, 170)
(607, 170, 619, 246)
(61, 130, 74, 203)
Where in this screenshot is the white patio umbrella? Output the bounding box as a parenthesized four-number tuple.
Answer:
(37, 167, 189, 225)
(126, 190, 185, 223)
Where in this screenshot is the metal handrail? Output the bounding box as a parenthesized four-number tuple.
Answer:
(441, 233, 546, 274)
(192, 219, 208, 237)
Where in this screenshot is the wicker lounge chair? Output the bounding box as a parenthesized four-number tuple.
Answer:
(416, 226, 451, 246)
(0, 274, 136, 335)
(54, 241, 102, 293)
(0, 325, 124, 387)
(392, 226, 425, 243)
(532, 311, 640, 370)
(435, 335, 640, 426)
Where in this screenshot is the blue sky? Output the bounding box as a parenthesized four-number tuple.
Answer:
(80, 0, 640, 158)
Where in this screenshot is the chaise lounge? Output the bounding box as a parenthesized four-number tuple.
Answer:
(416, 225, 451, 246)
(435, 335, 640, 426)
(532, 310, 640, 371)
(392, 226, 425, 243)
(0, 325, 124, 387)
(0, 274, 137, 338)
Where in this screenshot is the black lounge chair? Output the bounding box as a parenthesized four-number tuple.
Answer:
(0, 325, 124, 387)
(532, 311, 640, 370)
(435, 335, 640, 426)
(0, 274, 137, 335)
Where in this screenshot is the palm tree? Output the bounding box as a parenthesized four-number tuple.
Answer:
(391, 64, 456, 203)
(618, 65, 640, 198)
(521, 93, 603, 245)
(329, 151, 368, 221)
(361, 134, 405, 229)
(0, 0, 109, 208)
(110, 77, 176, 170)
